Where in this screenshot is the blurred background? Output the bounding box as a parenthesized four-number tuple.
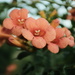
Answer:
(0, 0, 75, 75)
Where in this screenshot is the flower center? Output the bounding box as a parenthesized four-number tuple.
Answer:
(18, 19, 25, 25)
(33, 29, 45, 37)
(52, 38, 59, 44)
(34, 30, 40, 36)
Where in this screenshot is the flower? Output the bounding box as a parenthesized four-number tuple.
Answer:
(67, 9, 75, 21)
(47, 28, 74, 53)
(6, 64, 17, 75)
(8, 36, 27, 48)
(62, 28, 74, 47)
(6, 64, 17, 72)
(3, 8, 29, 36)
(47, 19, 74, 53)
(22, 17, 56, 48)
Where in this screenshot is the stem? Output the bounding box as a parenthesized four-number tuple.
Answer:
(9, 36, 35, 52)
(16, 37, 32, 46)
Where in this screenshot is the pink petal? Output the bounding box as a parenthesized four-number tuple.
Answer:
(6, 64, 17, 72)
(68, 36, 74, 47)
(55, 28, 65, 38)
(68, 40, 74, 47)
(9, 9, 19, 20)
(43, 26, 56, 43)
(69, 36, 74, 40)
(22, 29, 34, 41)
(48, 42, 59, 53)
(18, 8, 29, 19)
(32, 37, 46, 48)
(3, 18, 15, 29)
(36, 18, 49, 30)
(64, 28, 71, 37)
(25, 17, 38, 31)
(12, 26, 23, 36)
(58, 37, 69, 48)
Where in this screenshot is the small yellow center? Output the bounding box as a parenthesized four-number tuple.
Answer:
(34, 30, 40, 36)
(18, 19, 25, 25)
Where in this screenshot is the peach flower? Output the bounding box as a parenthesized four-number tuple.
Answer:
(6, 64, 17, 72)
(3, 8, 29, 36)
(22, 17, 56, 48)
(6, 64, 17, 75)
(48, 28, 74, 53)
(67, 9, 75, 21)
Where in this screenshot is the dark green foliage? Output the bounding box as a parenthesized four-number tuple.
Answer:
(0, 43, 18, 74)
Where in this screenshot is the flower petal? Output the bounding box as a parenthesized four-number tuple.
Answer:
(22, 29, 34, 41)
(43, 26, 56, 43)
(3, 18, 15, 29)
(9, 9, 19, 20)
(69, 35, 74, 40)
(68, 40, 74, 47)
(12, 26, 23, 36)
(36, 18, 49, 30)
(18, 8, 29, 19)
(25, 17, 38, 31)
(56, 28, 65, 38)
(48, 42, 59, 53)
(68, 36, 74, 47)
(6, 64, 17, 72)
(32, 37, 46, 48)
(58, 37, 69, 48)
(65, 28, 71, 36)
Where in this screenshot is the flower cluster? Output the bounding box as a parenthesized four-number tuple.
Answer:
(0, 8, 74, 53)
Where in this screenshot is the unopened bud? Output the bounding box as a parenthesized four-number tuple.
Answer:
(51, 19, 60, 28)
(39, 11, 46, 18)
(49, 10, 57, 18)
(8, 36, 24, 47)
